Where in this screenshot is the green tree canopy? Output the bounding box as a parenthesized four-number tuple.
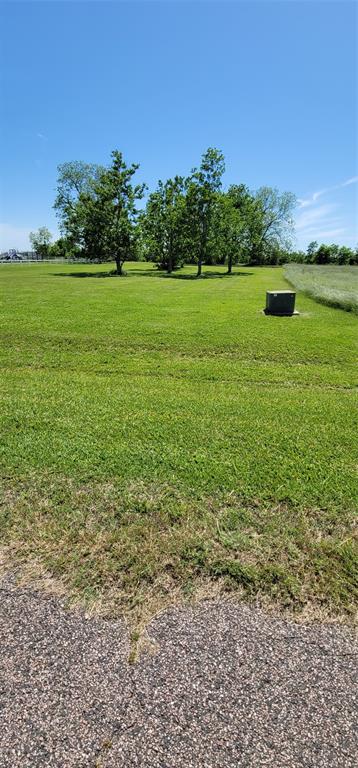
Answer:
(185, 147, 226, 276)
(141, 176, 186, 272)
(29, 227, 52, 258)
(65, 150, 146, 274)
(248, 187, 297, 265)
(54, 161, 104, 232)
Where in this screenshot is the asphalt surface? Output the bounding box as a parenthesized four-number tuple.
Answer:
(0, 578, 357, 767)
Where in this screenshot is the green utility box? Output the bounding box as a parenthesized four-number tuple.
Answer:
(265, 290, 296, 316)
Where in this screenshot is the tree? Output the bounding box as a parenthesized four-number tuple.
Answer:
(224, 185, 256, 272)
(185, 147, 226, 276)
(54, 161, 104, 232)
(287, 250, 306, 264)
(29, 227, 52, 259)
(336, 246, 355, 265)
(306, 241, 318, 262)
(67, 150, 146, 274)
(142, 176, 186, 272)
(314, 244, 331, 264)
(49, 236, 80, 261)
(248, 187, 296, 265)
(326, 244, 340, 263)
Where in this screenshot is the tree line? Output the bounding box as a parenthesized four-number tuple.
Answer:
(287, 241, 358, 266)
(29, 148, 358, 271)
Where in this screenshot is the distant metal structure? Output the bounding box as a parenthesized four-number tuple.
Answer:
(0, 249, 21, 261)
(0, 249, 39, 262)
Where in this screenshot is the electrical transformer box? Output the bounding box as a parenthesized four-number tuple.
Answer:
(265, 291, 296, 316)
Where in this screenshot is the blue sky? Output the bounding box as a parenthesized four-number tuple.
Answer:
(0, 0, 357, 251)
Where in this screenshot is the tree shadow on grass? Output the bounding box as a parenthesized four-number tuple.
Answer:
(131, 268, 254, 280)
(53, 268, 254, 280)
(53, 270, 122, 278)
(154, 270, 254, 280)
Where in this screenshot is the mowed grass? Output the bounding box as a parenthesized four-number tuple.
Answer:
(285, 263, 358, 313)
(0, 261, 357, 624)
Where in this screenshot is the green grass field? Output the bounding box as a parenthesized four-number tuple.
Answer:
(285, 263, 358, 313)
(1, 262, 357, 624)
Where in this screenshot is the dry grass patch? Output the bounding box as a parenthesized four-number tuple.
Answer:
(1, 474, 356, 637)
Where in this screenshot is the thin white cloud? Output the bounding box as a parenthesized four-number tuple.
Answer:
(295, 203, 338, 231)
(295, 174, 357, 248)
(341, 176, 358, 187)
(36, 132, 48, 140)
(297, 175, 358, 209)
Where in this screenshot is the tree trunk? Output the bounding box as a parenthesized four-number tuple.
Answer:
(167, 232, 173, 273)
(227, 254, 232, 274)
(115, 257, 123, 275)
(197, 212, 207, 277)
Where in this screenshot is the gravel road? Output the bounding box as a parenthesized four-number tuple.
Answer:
(0, 577, 357, 767)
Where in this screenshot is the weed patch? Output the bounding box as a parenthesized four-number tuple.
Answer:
(285, 264, 358, 313)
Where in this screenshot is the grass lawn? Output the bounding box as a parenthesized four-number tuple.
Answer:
(285, 263, 358, 313)
(1, 261, 357, 626)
